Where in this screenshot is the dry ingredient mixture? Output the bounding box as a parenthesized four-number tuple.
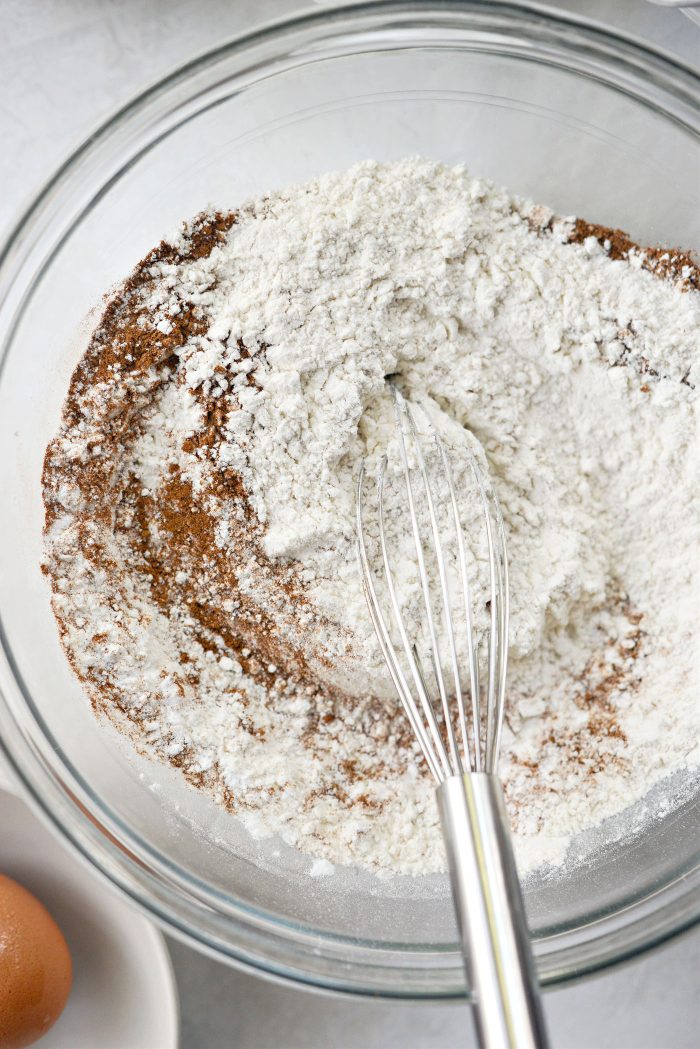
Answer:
(43, 160, 700, 876)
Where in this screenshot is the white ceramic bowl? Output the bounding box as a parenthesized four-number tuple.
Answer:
(0, 769, 179, 1048)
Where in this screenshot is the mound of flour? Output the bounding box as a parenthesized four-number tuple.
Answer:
(45, 159, 700, 875)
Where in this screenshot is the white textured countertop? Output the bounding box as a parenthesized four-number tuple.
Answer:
(1, 1, 699, 1046)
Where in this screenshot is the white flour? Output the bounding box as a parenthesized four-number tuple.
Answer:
(44, 159, 700, 876)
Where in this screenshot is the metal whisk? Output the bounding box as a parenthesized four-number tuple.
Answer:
(357, 388, 548, 1049)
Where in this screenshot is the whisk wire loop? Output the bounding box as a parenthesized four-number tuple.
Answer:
(392, 390, 465, 777)
(493, 503, 510, 772)
(437, 438, 481, 772)
(356, 387, 509, 784)
(357, 464, 449, 781)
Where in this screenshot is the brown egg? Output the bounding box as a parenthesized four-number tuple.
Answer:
(0, 874, 72, 1049)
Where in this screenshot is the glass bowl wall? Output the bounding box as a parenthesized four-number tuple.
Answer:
(0, 2, 698, 997)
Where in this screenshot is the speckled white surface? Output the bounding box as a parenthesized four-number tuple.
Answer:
(1, 1, 699, 1046)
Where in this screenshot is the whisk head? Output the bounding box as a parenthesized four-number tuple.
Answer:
(356, 387, 509, 783)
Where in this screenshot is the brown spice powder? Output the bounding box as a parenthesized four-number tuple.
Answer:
(569, 218, 700, 292)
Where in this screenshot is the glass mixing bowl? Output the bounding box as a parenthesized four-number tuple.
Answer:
(0, 1, 698, 998)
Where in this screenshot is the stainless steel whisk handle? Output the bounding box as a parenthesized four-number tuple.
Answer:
(437, 773, 549, 1049)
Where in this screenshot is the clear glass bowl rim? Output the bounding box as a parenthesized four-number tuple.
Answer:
(0, 0, 698, 999)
